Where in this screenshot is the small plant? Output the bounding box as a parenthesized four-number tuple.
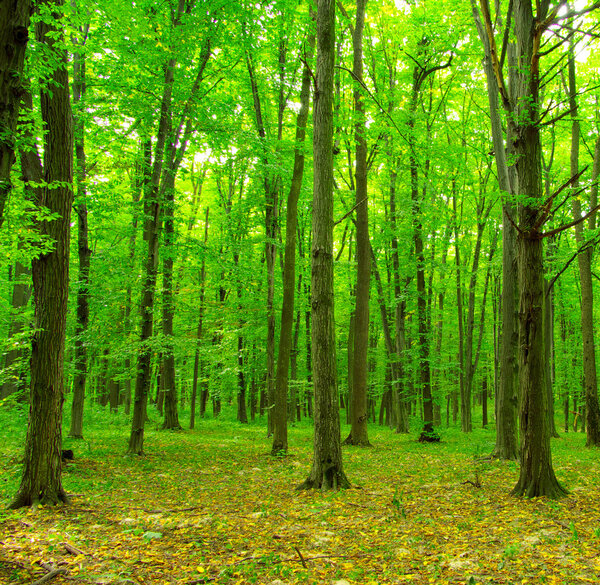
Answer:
(391, 487, 406, 518)
(502, 543, 520, 560)
(569, 522, 579, 542)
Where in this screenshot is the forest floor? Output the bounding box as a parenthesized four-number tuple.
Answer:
(1, 405, 600, 585)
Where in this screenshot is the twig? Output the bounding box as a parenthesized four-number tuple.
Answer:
(62, 543, 87, 556)
(333, 197, 367, 227)
(294, 546, 308, 569)
(29, 568, 67, 585)
(134, 505, 203, 514)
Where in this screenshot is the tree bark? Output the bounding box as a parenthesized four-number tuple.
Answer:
(471, 0, 518, 460)
(10, 0, 73, 508)
(299, 0, 349, 490)
(190, 207, 209, 429)
(509, 0, 566, 498)
(344, 0, 371, 448)
(272, 21, 315, 454)
(566, 37, 600, 447)
(69, 19, 91, 439)
(127, 53, 175, 454)
(0, 0, 32, 228)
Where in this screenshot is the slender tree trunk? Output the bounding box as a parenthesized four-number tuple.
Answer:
(567, 41, 600, 447)
(10, 1, 73, 508)
(299, 0, 349, 490)
(453, 190, 466, 432)
(69, 21, 91, 439)
(161, 170, 181, 431)
(127, 54, 175, 454)
(345, 0, 371, 447)
(1, 260, 31, 399)
(272, 22, 314, 454)
(190, 207, 209, 430)
(471, 0, 518, 460)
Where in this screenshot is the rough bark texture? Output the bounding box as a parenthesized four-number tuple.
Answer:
(298, 0, 350, 491)
(510, 0, 566, 499)
(345, 0, 371, 448)
(10, 1, 73, 508)
(272, 23, 314, 455)
(0, 0, 32, 228)
(410, 100, 434, 438)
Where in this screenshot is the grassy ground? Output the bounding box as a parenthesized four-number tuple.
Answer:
(1, 402, 599, 585)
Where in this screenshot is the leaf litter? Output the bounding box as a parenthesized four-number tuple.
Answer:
(1, 421, 600, 585)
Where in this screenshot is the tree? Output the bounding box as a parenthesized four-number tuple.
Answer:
(10, 0, 74, 508)
(271, 15, 315, 455)
(298, 0, 350, 490)
(0, 0, 32, 229)
(476, 0, 574, 498)
(69, 8, 91, 439)
(566, 29, 600, 447)
(471, 0, 519, 460)
(344, 0, 372, 448)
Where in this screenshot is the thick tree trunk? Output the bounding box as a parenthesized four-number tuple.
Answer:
(299, 0, 349, 490)
(510, 0, 566, 499)
(10, 1, 73, 508)
(0, 0, 32, 228)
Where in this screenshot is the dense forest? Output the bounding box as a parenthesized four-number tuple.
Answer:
(2, 0, 600, 509)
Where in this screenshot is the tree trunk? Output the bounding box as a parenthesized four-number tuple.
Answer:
(69, 22, 91, 439)
(272, 21, 314, 454)
(566, 41, 600, 447)
(1, 260, 32, 400)
(510, 0, 566, 499)
(0, 0, 32, 228)
(190, 207, 209, 430)
(298, 0, 349, 490)
(10, 1, 73, 508)
(345, 0, 371, 448)
(127, 54, 175, 454)
(161, 171, 182, 431)
(471, 0, 518, 460)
